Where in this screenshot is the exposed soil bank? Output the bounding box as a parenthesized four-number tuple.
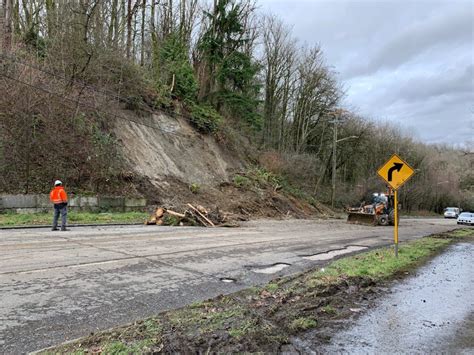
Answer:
(40, 229, 473, 354)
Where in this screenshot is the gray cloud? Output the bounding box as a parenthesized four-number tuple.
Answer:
(393, 65, 473, 103)
(345, 6, 473, 78)
(260, 0, 474, 145)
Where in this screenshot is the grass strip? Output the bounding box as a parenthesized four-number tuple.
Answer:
(42, 228, 473, 354)
(315, 237, 450, 280)
(0, 211, 148, 226)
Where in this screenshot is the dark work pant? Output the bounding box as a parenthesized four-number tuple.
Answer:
(52, 204, 68, 229)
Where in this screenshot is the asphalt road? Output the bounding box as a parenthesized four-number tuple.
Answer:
(0, 218, 460, 353)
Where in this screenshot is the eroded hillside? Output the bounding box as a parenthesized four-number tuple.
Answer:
(114, 110, 241, 188)
(112, 109, 325, 219)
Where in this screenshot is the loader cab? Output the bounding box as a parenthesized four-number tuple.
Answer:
(372, 193, 388, 204)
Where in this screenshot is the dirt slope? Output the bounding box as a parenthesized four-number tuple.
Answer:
(113, 110, 241, 188)
(112, 109, 323, 218)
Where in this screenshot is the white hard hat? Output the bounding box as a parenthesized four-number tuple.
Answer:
(54, 180, 62, 186)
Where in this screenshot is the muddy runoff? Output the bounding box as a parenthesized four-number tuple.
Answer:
(320, 242, 474, 354)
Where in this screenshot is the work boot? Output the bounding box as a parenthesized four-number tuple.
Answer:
(52, 228, 59, 231)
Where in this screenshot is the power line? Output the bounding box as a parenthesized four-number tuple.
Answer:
(0, 72, 182, 136)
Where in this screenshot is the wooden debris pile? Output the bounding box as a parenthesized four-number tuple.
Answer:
(145, 204, 237, 227)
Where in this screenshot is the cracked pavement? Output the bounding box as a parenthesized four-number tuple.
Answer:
(0, 218, 460, 353)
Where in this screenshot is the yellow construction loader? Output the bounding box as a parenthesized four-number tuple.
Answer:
(347, 188, 398, 226)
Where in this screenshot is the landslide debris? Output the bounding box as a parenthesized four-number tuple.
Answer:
(141, 168, 334, 225)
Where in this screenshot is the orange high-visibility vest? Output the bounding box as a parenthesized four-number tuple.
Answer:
(50, 186, 68, 204)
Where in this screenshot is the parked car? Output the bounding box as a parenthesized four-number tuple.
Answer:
(457, 212, 474, 226)
(444, 207, 460, 218)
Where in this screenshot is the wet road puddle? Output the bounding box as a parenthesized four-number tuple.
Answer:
(321, 242, 474, 353)
(253, 263, 290, 274)
(302, 245, 368, 261)
(220, 278, 236, 283)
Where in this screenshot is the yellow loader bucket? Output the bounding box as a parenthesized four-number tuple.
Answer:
(347, 212, 377, 226)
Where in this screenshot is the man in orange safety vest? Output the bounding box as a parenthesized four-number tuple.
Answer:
(49, 180, 69, 231)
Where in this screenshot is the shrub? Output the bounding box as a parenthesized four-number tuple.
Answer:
(189, 183, 200, 194)
(233, 175, 251, 188)
(259, 151, 285, 175)
(187, 102, 222, 133)
(163, 215, 181, 226)
(250, 167, 282, 188)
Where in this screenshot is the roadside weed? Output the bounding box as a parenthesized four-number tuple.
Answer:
(289, 317, 317, 331)
(321, 305, 337, 315)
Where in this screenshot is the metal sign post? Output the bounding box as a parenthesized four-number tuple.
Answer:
(394, 189, 399, 257)
(377, 154, 415, 258)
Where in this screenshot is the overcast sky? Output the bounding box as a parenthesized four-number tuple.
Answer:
(259, 0, 473, 146)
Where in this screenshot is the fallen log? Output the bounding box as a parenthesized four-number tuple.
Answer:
(185, 210, 207, 227)
(196, 205, 208, 215)
(166, 210, 186, 218)
(187, 203, 215, 227)
(145, 216, 157, 225)
(155, 207, 165, 219)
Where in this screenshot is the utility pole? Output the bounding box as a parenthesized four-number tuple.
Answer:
(331, 118, 337, 208)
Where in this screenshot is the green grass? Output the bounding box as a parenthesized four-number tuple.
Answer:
(265, 283, 279, 292)
(321, 305, 337, 315)
(309, 237, 453, 283)
(233, 174, 252, 188)
(169, 302, 245, 333)
(102, 339, 154, 354)
(289, 317, 318, 331)
(444, 228, 474, 238)
(189, 183, 201, 194)
(228, 319, 260, 338)
(0, 211, 148, 226)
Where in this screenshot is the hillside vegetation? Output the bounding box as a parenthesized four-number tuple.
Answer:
(1, 0, 472, 212)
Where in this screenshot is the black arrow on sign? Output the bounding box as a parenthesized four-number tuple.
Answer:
(388, 162, 403, 181)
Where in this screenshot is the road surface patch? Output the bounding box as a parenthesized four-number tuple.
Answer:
(252, 263, 291, 274)
(302, 245, 368, 261)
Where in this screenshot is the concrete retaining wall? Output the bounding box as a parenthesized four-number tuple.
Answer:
(0, 194, 147, 213)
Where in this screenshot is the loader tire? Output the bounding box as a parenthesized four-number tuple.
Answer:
(378, 214, 389, 226)
(388, 210, 399, 226)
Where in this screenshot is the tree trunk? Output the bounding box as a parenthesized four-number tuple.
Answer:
(140, 0, 145, 66)
(150, 0, 155, 33)
(12, 0, 19, 36)
(45, 0, 56, 38)
(108, 0, 118, 46)
(126, 0, 132, 58)
(2, 0, 12, 52)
